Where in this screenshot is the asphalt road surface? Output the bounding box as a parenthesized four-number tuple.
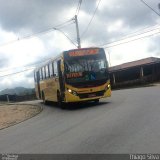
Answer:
(0, 86, 160, 153)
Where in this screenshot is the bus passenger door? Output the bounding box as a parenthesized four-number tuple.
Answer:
(57, 60, 65, 94)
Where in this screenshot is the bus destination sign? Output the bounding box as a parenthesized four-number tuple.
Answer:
(68, 49, 99, 57)
(66, 72, 83, 78)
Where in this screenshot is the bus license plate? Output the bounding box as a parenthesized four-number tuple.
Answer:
(88, 93, 96, 98)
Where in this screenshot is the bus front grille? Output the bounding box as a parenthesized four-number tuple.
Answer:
(78, 90, 105, 99)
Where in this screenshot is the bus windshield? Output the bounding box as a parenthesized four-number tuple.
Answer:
(64, 57, 109, 85)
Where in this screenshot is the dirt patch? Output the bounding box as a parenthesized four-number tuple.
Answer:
(0, 104, 42, 130)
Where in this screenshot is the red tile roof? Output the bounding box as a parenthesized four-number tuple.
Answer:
(109, 57, 160, 72)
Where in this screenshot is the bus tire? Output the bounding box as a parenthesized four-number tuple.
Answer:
(57, 91, 65, 109)
(42, 92, 47, 105)
(94, 99, 99, 104)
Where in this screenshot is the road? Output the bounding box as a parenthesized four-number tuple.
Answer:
(0, 86, 160, 153)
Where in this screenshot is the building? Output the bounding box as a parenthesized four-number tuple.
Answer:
(109, 57, 160, 89)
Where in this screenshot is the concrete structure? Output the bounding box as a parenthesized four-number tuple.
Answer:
(0, 94, 36, 102)
(109, 57, 160, 88)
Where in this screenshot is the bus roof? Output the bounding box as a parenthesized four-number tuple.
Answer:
(34, 47, 104, 71)
(65, 47, 102, 52)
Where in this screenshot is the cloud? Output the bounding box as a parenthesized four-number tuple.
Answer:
(0, 0, 160, 90)
(0, 0, 159, 47)
(23, 70, 34, 79)
(0, 0, 76, 33)
(0, 75, 34, 91)
(78, 0, 160, 46)
(0, 57, 9, 68)
(148, 36, 160, 56)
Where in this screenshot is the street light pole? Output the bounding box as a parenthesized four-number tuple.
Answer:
(74, 15, 81, 48)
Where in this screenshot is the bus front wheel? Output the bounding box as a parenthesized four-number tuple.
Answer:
(94, 99, 99, 104)
(57, 92, 65, 109)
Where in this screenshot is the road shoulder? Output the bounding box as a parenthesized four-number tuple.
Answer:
(0, 103, 43, 130)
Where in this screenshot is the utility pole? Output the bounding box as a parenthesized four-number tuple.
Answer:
(7, 94, 9, 103)
(74, 15, 81, 48)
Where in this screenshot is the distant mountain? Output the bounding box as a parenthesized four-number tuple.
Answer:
(0, 87, 35, 96)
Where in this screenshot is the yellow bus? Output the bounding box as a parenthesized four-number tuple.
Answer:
(34, 47, 111, 108)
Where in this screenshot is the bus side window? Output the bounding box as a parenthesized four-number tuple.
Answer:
(49, 62, 53, 77)
(41, 68, 44, 79)
(41, 68, 43, 79)
(39, 68, 42, 80)
(42, 67, 46, 79)
(45, 65, 49, 78)
(48, 64, 50, 78)
(54, 61, 58, 76)
(52, 62, 54, 76)
(34, 71, 37, 82)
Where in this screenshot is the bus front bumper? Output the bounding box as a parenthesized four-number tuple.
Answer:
(65, 88, 111, 103)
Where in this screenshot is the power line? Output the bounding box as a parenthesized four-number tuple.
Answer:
(21, 18, 74, 38)
(140, 0, 160, 17)
(17, 18, 74, 40)
(0, 18, 75, 48)
(0, 67, 35, 78)
(99, 25, 160, 47)
(1, 31, 160, 78)
(54, 28, 77, 47)
(81, 0, 102, 38)
(54, 18, 74, 28)
(2, 25, 159, 74)
(0, 20, 77, 75)
(0, 57, 52, 73)
(2, 31, 160, 78)
(103, 30, 160, 48)
(75, 0, 82, 16)
(120, 24, 160, 38)
(0, 28, 77, 75)
(55, 20, 75, 29)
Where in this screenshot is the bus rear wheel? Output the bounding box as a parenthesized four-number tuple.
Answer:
(42, 92, 48, 105)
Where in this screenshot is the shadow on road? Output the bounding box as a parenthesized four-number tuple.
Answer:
(41, 101, 110, 111)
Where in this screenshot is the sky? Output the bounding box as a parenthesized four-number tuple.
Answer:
(0, 0, 160, 90)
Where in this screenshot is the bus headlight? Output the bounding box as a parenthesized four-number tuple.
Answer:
(67, 88, 78, 96)
(68, 89, 72, 93)
(105, 84, 111, 91)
